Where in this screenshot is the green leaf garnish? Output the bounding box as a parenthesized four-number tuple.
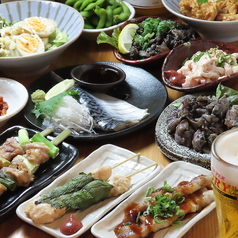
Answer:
(31, 90, 79, 118)
(197, 0, 208, 4)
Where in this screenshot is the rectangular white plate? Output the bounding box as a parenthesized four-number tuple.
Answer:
(91, 161, 216, 238)
(16, 144, 161, 238)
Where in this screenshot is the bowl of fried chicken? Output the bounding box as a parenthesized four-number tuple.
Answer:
(162, 0, 238, 42)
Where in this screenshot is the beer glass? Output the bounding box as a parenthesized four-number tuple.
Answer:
(211, 128, 238, 238)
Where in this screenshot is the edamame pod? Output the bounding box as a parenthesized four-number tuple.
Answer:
(105, 6, 113, 28)
(95, 6, 107, 29)
(80, 0, 97, 11)
(113, 0, 130, 24)
(112, 6, 122, 15)
(65, 0, 77, 6)
(73, 0, 84, 10)
(108, 0, 116, 5)
(80, 10, 94, 18)
(84, 23, 94, 29)
(84, 0, 106, 11)
(90, 15, 99, 27)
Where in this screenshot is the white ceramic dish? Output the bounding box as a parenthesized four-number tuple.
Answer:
(0, 1, 84, 79)
(82, 1, 135, 40)
(91, 161, 216, 238)
(162, 0, 238, 42)
(0, 78, 28, 127)
(16, 144, 161, 238)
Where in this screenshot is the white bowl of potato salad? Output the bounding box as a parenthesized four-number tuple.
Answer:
(162, 0, 238, 43)
(0, 1, 84, 79)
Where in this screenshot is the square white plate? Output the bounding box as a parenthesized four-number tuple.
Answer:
(91, 161, 216, 238)
(16, 144, 161, 238)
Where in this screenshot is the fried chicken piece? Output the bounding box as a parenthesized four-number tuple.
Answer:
(216, 13, 238, 20)
(216, 0, 238, 20)
(217, 0, 238, 14)
(180, 0, 200, 17)
(180, 0, 218, 20)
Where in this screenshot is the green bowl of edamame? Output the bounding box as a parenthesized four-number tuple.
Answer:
(81, 1, 135, 40)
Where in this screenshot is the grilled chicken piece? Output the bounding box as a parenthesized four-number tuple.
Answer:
(2, 159, 34, 187)
(109, 175, 131, 197)
(23, 142, 50, 165)
(0, 137, 24, 161)
(92, 165, 112, 181)
(114, 188, 214, 238)
(150, 174, 212, 198)
(25, 198, 66, 224)
(114, 175, 214, 238)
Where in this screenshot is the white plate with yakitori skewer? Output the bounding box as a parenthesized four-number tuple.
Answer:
(16, 144, 161, 238)
(91, 161, 216, 238)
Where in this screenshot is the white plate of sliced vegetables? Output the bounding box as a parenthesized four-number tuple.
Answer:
(17, 144, 161, 238)
(91, 161, 216, 238)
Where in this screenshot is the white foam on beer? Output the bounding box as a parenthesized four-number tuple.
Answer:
(215, 130, 238, 166)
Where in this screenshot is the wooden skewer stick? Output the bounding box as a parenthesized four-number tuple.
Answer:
(112, 153, 141, 169)
(127, 162, 158, 178)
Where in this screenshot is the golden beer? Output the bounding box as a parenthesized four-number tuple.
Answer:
(211, 128, 238, 238)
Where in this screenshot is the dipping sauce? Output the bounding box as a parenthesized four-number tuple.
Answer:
(80, 67, 120, 84)
(70, 63, 126, 93)
(60, 214, 83, 235)
(0, 96, 8, 116)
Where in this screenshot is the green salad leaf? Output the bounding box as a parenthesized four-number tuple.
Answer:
(96, 27, 121, 49)
(216, 84, 238, 106)
(0, 16, 16, 29)
(46, 29, 68, 50)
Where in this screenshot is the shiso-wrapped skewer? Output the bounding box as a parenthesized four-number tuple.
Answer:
(35, 173, 95, 204)
(36, 153, 142, 204)
(33, 163, 157, 213)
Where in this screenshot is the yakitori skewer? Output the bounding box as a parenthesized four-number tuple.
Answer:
(25, 156, 157, 224)
(92, 152, 141, 181)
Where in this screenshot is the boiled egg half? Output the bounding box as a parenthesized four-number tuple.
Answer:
(23, 17, 57, 38)
(15, 33, 45, 56)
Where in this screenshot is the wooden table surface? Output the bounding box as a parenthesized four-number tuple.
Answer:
(3, 28, 238, 237)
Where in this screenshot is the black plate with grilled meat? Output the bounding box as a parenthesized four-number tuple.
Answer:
(0, 125, 79, 220)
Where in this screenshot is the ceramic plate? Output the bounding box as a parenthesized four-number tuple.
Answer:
(162, 40, 238, 93)
(155, 94, 211, 169)
(24, 62, 168, 141)
(91, 161, 215, 238)
(0, 125, 79, 220)
(17, 144, 161, 238)
(0, 78, 28, 126)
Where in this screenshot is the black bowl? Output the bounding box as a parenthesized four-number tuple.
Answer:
(70, 63, 126, 93)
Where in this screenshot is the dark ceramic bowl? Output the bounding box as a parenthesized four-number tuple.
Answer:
(113, 16, 199, 66)
(162, 40, 238, 93)
(70, 63, 126, 93)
